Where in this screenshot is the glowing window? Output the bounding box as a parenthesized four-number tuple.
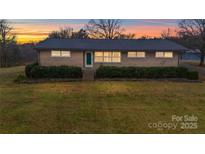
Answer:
(155, 52, 173, 58)
(164, 52, 173, 58)
(112, 52, 121, 62)
(61, 51, 71, 57)
(95, 52, 103, 57)
(155, 52, 164, 58)
(128, 52, 145, 58)
(51, 50, 71, 57)
(95, 52, 103, 62)
(94, 51, 121, 63)
(128, 52, 136, 57)
(51, 50, 61, 57)
(137, 52, 145, 57)
(104, 52, 112, 62)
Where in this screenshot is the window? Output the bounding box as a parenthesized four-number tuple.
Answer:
(94, 52, 103, 62)
(61, 51, 71, 57)
(155, 52, 164, 58)
(128, 52, 137, 58)
(51, 50, 71, 57)
(112, 52, 121, 62)
(128, 51, 145, 58)
(94, 51, 121, 63)
(137, 52, 145, 58)
(155, 51, 173, 58)
(51, 50, 61, 57)
(164, 52, 173, 58)
(104, 52, 112, 62)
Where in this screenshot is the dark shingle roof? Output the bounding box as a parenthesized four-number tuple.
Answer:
(36, 38, 188, 51)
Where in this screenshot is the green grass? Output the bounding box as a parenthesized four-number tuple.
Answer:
(0, 66, 205, 133)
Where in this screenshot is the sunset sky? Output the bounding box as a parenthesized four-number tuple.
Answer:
(8, 19, 179, 43)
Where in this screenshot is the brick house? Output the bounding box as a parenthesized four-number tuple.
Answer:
(36, 38, 187, 69)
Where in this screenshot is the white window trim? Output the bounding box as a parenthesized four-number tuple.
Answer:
(155, 51, 173, 58)
(94, 51, 121, 63)
(127, 51, 146, 58)
(51, 50, 71, 57)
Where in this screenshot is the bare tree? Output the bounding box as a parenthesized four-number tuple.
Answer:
(49, 27, 89, 39)
(72, 29, 89, 39)
(178, 19, 205, 66)
(85, 19, 124, 39)
(48, 27, 73, 39)
(49, 20, 134, 40)
(0, 20, 16, 67)
(161, 28, 172, 39)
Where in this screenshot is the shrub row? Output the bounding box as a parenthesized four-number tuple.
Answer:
(25, 63, 82, 78)
(25, 64, 198, 80)
(96, 66, 199, 80)
(25, 63, 38, 78)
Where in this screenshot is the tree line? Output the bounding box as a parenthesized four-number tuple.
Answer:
(0, 19, 205, 67)
(48, 19, 136, 39)
(0, 20, 36, 67)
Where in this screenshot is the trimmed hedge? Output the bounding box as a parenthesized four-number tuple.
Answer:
(187, 71, 199, 80)
(96, 66, 199, 80)
(25, 64, 82, 78)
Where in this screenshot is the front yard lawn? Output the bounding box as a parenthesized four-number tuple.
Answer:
(0, 66, 205, 133)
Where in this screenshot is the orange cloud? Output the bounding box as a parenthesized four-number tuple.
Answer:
(124, 25, 178, 38)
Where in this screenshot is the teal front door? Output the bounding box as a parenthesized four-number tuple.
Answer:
(85, 52, 93, 67)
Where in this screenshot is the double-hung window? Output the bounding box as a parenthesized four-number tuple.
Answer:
(94, 51, 121, 63)
(51, 50, 71, 57)
(128, 51, 146, 58)
(155, 51, 173, 58)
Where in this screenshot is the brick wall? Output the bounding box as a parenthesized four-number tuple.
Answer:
(38, 50, 179, 68)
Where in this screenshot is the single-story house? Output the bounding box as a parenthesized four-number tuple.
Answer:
(36, 38, 188, 69)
